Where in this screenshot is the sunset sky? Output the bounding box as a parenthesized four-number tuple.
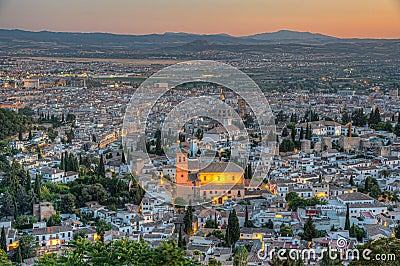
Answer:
(0, 0, 399, 38)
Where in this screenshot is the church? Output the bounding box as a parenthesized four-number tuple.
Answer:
(175, 152, 245, 205)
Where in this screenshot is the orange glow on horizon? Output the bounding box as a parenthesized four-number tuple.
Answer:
(0, 0, 398, 39)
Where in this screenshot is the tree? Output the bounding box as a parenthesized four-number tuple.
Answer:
(96, 219, 109, 242)
(279, 138, 295, 152)
(155, 130, 164, 156)
(34, 174, 41, 201)
(351, 109, 367, 127)
(0, 249, 11, 265)
(299, 127, 305, 140)
(60, 193, 76, 214)
(341, 112, 351, 125)
(0, 192, 14, 218)
(47, 213, 61, 227)
(18, 128, 23, 141)
(25, 172, 31, 192)
(247, 164, 252, 179)
(208, 258, 222, 266)
(205, 219, 217, 229)
(349, 224, 366, 242)
(244, 206, 254, 228)
(303, 217, 318, 241)
(178, 225, 184, 248)
(395, 224, 400, 239)
(226, 210, 240, 246)
(306, 124, 312, 140)
(282, 127, 289, 137)
(0, 227, 7, 252)
(345, 204, 350, 230)
(363, 177, 381, 199)
(266, 219, 274, 229)
(350, 237, 400, 266)
(16, 233, 36, 261)
(368, 108, 381, 126)
(206, 230, 224, 241)
(394, 116, 400, 137)
(244, 205, 249, 227)
(349, 175, 355, 186)
(279, 223, 293, 236)
(121, 151, 126, 164)
(233, 246, 248, 266)
(291, 127, 296, 142)
(98, 154, 106, 177)
(183, 204, 194, 235)
(320, 249, 342, 266)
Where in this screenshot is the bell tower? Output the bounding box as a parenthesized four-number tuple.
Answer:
(176, 151, 189, 185)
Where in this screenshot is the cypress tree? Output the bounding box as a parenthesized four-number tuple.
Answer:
(178, 225, 183, 248)
(303, 216, 318, 241)
(34, 175, 41, 201)
(121, 151, 126, 164)
(306, 124, 312, 140)
(0, 227, 7, 252)
(17, 246, 22, 263)
(345, 204, 350, 230)
(244, 206, 249, 228)
(225, 227, 231, 247)
(98, 154, 105, 177)
(64, 151, 68, 171)
(18, 128, 23, 141)
(214, 212, 218, 229)
(349, 175, 355, 186)
(394, 116, 400, 137)
(226, 210, 240, 245)
(25, 172, 31, 192)
(247, 164, 252, 179)
(60, 153, 64, 170)
(183, 204, 193, 235)
(300, 127, 304, 140)
(291, 127, 296, 142)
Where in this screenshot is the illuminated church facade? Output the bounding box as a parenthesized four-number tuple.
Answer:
(175, 152, 245, 205)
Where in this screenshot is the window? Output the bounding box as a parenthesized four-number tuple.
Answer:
(204, 176, 207, 181)
(232, 176, 235, 181)
(218, 176, 221, 181)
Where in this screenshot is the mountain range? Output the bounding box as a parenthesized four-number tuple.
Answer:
(0, 29, 398, 59)
(0, 29, 364, 47)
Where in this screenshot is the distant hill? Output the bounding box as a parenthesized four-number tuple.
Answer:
(248, 30, 337, 42)
(0, 29, 339, 48)
(0, 29, 398, 59)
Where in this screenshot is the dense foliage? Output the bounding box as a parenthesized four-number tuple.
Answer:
(285, 192, 327, 210)
(36, 238, 199, 266)
(0, 109, 32, 140)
